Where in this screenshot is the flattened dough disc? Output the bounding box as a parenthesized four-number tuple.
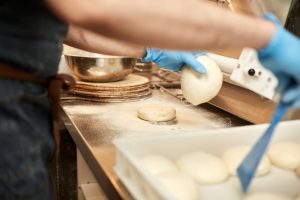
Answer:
(137, 105, 176, 122)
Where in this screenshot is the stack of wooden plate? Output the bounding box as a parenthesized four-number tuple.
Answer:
(62, 74, 152, 102)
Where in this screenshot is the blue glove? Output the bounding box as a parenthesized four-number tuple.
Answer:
(258, 14, 300, 107)
(283, 84, 300, 107)
(142, 48, 206, 74)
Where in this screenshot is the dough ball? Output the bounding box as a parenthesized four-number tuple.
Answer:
(137, 105, 176, 122)
(243, 192, 291, 200)
(181, 55, 223, 106)
(268, 141, 300, 170)
(222, 145, 271, 176)
(296, 164, 300, 178)
(140, 155, 177, 176)
(176, 151, 229, 184)
(158, 171, 199, 200)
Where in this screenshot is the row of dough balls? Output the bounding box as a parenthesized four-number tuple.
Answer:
(142, 141, 300, 178)
(222, 141, 300, 176)
(140, 148, 266, 193)
(139, 141, 300, 200)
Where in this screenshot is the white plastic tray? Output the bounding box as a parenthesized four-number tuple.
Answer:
(114, 120, 300, 200)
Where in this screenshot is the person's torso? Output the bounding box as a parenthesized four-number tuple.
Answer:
(0, 0, 68, 77)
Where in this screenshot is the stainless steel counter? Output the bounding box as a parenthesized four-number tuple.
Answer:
(61, 89, 249, 200)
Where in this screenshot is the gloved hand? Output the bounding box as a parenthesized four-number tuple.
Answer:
(142, 48, 206, 74)
(258, 14, 300, 107)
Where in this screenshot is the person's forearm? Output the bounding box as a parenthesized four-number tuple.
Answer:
(47, 0, 275, 51)
(65, 25, 146, 58)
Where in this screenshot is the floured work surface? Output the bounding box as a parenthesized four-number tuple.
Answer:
(62, 89, 248, 144)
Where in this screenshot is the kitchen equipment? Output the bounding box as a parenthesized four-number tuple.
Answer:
(114, 120, 300, 200)
(205, 0, 300, 124)
(64, 51, 137, 82)
(208, 49, 278, 100)
(207, 0, 291, 99)
(63, 74, 152, 103)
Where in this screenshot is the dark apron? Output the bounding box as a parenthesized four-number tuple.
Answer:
(0, 64, 75, 156)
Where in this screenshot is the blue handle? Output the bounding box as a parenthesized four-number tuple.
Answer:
(238, 78, 295, 192)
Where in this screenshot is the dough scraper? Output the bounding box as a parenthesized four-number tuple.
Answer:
(237, 76, 295, 192)
(237, 100, 289, 192)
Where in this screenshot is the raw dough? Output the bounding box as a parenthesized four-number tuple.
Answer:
(176, 151, 229, 184)
(158, 171, 199, 200)
(268, 141, 300, 170)
(137, 105, 176, 122)
(140, 155, 177, 176)
(243, 192, 291, 200)
(181, 55, 223, 105)
(222, 145, 271, 176)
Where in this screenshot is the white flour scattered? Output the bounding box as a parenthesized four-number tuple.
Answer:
(63, 90, 235, 138)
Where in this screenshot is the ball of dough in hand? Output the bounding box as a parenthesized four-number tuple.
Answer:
(158, 171, 199, 200)
(222, 145, 271, 176)
(268, 141, 300, 170)
(140, 155, 177, 176)
(243, 192, 291, 200)
(181, 55, 223, 105)
(177, 151, 229, 184)
(137, 105, 176, 122)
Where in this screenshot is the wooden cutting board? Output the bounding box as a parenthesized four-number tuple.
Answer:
(72, 85, 150, 95)
(70, 88, 152, 98)
(75, 74, 149, 89)
(66, 74, 152, 102)
(61, 92, 152, 103)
